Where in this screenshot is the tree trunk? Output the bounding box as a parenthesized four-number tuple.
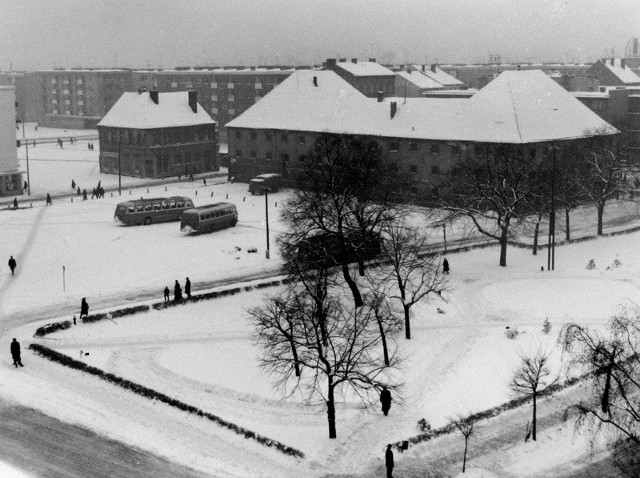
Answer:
(463, 438, 468, 473)
(532, 221, 540, 256)
(289, 339, 300, 377)
(499, 227, 508, 267)
(377, 319, 390, 366)
(532, 392, 537, 441)
(403, 303, 411, 340)
(565, 207, 571, 241)
(358, 257, 365, 277)
(341, 264, 363, 307)
(597, 204, 604, 235)
(327, 385, 337, 439)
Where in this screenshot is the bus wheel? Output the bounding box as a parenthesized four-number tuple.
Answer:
(144, 217, 152, 225)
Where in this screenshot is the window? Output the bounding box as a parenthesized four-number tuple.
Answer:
(228, 83, 234, 89)
(235, 130, 242, 140)
(266, 152, 272, 160)
(77, 78, 83, 85)
(431, 166, 441, 175)
(250, 131, 257, 140)
(280, 153, 290, 162)
(51, 78, 57, 84)
(63, 89, 70, 95)
(77, 90, 84, 96)
(265, 131, 272, 141)
(388, 141, 400, 152)
(228, 96, 235, 102)
(255, 83, 262, 89)
(430, 143, 439, 155)
(451, 144, 461, 156)
(410, 142, 418, 151)
(52, 109, 58, 114)
(64, 99, 70, 105)
(228, 108, 235, 115)
(410, 165, 418, 173)
(210, 82, 217, 88)
(235, 149, 242, 158)
(211, 107, 218, 114)
(51, 99, 57, 104)
(211, 95, 218, 102)
(78, 100, 84, 106)
(65, 110, 71, 115)
(171, 82, 177, 88)
(281, 132, 288, 143)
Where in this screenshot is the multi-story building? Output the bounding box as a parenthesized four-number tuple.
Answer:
(97, 90, 218, 178)
(323, 58, 396, 98)
(225, 69, 615, 198)
(0, 87, 23, 196)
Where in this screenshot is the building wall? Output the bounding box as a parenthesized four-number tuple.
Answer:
(98, 124, 218, 178)
(0, 87, 23, 196)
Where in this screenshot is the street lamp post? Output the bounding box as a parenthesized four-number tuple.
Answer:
(442, 223, 447, 254)
(265, 187, 270, 259)
(118, 138, 122, 196)
(21, 112, 30, 196)
(547, 145, 557, 271)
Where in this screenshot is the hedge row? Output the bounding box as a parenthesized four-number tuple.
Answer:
(152, 286, 244, 310)
(82, 313, 110, 323)
(111, 305, 150, 318)
(396, 372, 592, 449)
(28, 343, 305, 459)
(34, 320, 72, 337)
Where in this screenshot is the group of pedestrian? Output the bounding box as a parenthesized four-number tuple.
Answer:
(57, 138, 64, 148)
(87, 142, 95, 150)
(166, 277, 191, 302)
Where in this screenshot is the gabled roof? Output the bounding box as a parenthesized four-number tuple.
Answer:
(396, 70, 445, 90)
(413, 65, 465, 87)
(592, 59, 640, 84)
(335, 61, 396, 77)
(226, 69, 616, 144)
(98, 91, 215, 129)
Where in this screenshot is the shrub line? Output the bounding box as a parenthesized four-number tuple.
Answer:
(28, 343, 305, 459)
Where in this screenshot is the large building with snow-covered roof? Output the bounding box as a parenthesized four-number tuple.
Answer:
(97, 90, 218, 178)
(0, 87, 23, 197)
(323, 58, 396, 98)
(585, 58, 640, 87)
(225, 69, 617, 193)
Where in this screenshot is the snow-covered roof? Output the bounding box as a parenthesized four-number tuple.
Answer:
(335, 61, 396, 77)
(572, 91, 609, 99)
(413, 65, 465, 87)
(98, 91, 215, 129)
(599, 59, 640, 84)
(226, 69, 616, 144)
(396, 70, 444, 90)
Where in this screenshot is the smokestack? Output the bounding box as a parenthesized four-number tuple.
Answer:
(390, 101, 397, 119)
(431, 64, 437, 73)
(377, 91, 384, 102)
(351, 58, 357, 64)
(421, 64, 426, 72)
(188, 90, 197, 113)
(149, 90, 159, 104)
(313, 76, 318, 87)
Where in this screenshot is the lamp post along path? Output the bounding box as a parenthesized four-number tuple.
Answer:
(265, 187, 270, 259)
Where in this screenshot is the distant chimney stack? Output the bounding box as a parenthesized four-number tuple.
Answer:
(621, 59, 627, 69)
(390, 101, 397, 119)
(188, 90, 197, 113)
(431, 64, 437, 73)
(377, 91, 384, 102)
(339, 58, 346, 62)
(369, 58, 376, 63)
(313, 76, 318, 87)
(325, 58, 336, 67)
(149, 90, 159, 104)
(351, 58, 357, 64)
(611, 58, 615, 66)
(421, 64, 426, 72)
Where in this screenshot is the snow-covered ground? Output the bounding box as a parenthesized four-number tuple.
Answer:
(1, 128, 639, 476)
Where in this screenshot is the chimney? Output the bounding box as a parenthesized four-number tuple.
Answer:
(611, 58, 615, 66)
(351, 58, 357, 64)
(377, 90, 384, 102)
(430, 64, 437, 73)
(339, 58, 346, 62)
(369, 58, 376, 63)
(313, 76, 318, 87)
(325, 58, 336, 67)
(421, 64, 426, 72)
(390, 101, 397, 119)
(149, 90, 159, 104)
(621, 59, 627, 69)
(188, 90, 197, 113)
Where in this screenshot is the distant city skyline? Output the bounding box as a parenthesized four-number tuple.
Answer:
(2, 0, 639, 71)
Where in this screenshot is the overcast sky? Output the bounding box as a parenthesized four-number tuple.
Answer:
(2, 0, 639, 71)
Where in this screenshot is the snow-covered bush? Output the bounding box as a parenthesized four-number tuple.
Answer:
(504, 327, 520, 339)
(417, 418, 432, 435)
(542, 318, 552, 334)
(34, 320, 72, 337)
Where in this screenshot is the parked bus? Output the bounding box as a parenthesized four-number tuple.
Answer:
(114, 196, 194, 226)
(248, 173, 283, 195)
(180, 202, 238, 233)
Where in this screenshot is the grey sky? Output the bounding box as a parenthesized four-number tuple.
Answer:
(2, 0, 639, 70)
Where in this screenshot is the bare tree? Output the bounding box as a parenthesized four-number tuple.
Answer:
(378, 223, 448, 339)
(365, 290, 403, 366)
(554, 143, 586, 241)
(438, 144, 540, 267)
(509, 348, 558, 441)
(452, 415, 477, 473)
(250, 277, 401, 439)
(560, 306, 640, 464)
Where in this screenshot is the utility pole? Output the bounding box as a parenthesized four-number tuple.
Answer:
(547, 145, 557, 271)
(264, 187, 270, 259)
(21, 111, 30, 195)
(118, 138, 122, 196)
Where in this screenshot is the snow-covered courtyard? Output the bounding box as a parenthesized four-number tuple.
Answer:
(1, 130, 639, 476)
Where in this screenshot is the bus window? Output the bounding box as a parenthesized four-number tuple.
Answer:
(127, 206, 134, 213)
(200, 215, 205, 221)
(145, 204, 153, 211)
(136, 205, 144, 212)
(153, 204, 161, 211)
(177, 201, 185, 208)
(186, 200, 194, 207)
(162, 202, 169, 209)
(118, 206, 127, 213)
(169, 202, 176, 209)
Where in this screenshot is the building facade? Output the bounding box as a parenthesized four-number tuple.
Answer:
(323, 58, 396, 98)
(97, 90, 218, 178)
(0, 87, 23, 196)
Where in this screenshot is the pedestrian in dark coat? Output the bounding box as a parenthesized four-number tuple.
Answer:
(443, 258, 450, 274)
(13, 197, 18, 209)
(82, 189, 87, 201)
(174, 280, 183, 302)
(80, 297, 89, 319)
(11, 338, 23, 367)
(77, 186, 81, 196)
(380, 386, 392, 416)
(72, 179, 76, 189)
(163, 286, 170, 302)
(8, 256, 16, 276)
(23, 181, 28, 191)
(203, 178, 207, 186)
(46, 193, 52, 206)
(385, 444, 394, 478)
(185, 277, 191, 299)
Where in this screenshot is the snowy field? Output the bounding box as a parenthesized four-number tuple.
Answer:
(1, 129, 639, 476)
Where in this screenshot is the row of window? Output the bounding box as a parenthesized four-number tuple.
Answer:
(103, 128, 212, 145)
(50, 78, 83, 85)
(235, 130, 307, 144)
(199, 208, 235, 221)
(51, 109, 83, 116)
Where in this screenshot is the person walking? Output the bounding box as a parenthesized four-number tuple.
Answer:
(46, 193, 52, 206)
(77, 186, 81, 196)
(163, 286, 170, 302)
(80, 297, 89, 319)
(185, 277, 191, 299)
(11, 339, 23, 367)
(82, 189, 87, 201)
(72, 179, 76, 189)
(23, 181, 28, 191)
(174, 280, 183, 302)
(13, 197, 18, 210)
(203, 178, 207, 186)
(443, 258, 450, 275)
(8, 256, 16, 276)
(385, 444, 394, 478)
(380, 386, 392, 416)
